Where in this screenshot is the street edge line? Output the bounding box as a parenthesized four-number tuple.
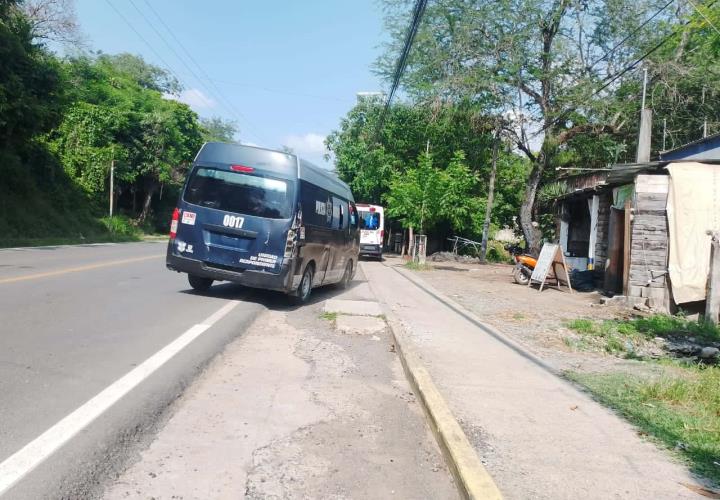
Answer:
(0, 300, 240, 496)
(364, 266, 503, 500)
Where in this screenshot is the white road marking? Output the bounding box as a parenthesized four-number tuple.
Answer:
(0, 300, 240, 496)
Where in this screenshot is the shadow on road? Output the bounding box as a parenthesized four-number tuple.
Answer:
(179, 278, 369, 312)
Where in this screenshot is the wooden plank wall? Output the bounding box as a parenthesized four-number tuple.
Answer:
(627, 175, 670, 300)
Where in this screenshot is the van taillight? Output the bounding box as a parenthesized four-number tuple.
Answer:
(380, 229, 384, 239)
(170, 208, 180, 239)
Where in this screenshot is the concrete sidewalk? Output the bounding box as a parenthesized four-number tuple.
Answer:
(102, 272, 456, 499)
(362, 260, 705, 499)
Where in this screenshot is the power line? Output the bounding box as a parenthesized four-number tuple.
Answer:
(375, 0, 429, 138)
(126, 0, 268, 145)
(206, 78, 355, 104)
(137, 0, 270, 145)
(533, 0, 718, 139)
(687, 0, 720, 36)
(586, 0, 675, 72)
(102, 0, 185, 86)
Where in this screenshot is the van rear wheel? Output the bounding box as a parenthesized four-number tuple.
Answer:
(188, 274, 213, 292)
(293, 265, 314, 304)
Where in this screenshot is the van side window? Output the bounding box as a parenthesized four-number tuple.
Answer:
(300, 180, 333, 228)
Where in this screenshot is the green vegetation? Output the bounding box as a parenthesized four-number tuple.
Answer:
(569, 368, 720, 485)
(404, 261, 432, 271)
(327, 100, 530, 255)
(320, 311, 339, 322)
(361, 0, 720, 252)
(0, 2, 236, 245)
(566, 315, 720, 356)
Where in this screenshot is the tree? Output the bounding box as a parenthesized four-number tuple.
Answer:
(49, 54, 203, 223)
(377, 0, 679, 252)
(0, 0, 63, 150)
(20, 0, 82, 45)
(386, 151, 481, 234)
(201, 116, 238, 143)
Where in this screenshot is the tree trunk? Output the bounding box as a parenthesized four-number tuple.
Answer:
(519, 157, 545, 255)
(138, 180, 158, 224)
(479, 130, 500, 263)
(408, 226, 415, 257)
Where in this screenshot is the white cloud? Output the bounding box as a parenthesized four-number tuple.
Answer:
(283, 132, 328, 157)
(164, 88, 216, 110)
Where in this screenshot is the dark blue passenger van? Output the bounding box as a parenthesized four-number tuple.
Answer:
(166, 142, 360, 302)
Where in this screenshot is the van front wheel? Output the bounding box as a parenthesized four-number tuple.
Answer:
(339, 261, 353, 289)
(188, 274, 213, 292)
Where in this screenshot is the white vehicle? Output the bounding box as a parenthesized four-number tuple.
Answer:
(356, 204, 384, 258)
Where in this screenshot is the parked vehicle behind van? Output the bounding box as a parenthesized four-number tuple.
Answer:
(356, 204, 384, 259)
(166, 142, 359, 302)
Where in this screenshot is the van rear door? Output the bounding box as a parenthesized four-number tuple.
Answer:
(174, 166, 294, 274)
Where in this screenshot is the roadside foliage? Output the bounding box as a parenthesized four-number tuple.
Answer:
(0, 2, 233, 244)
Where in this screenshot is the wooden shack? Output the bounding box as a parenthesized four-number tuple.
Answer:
(555, 161, 719, 311)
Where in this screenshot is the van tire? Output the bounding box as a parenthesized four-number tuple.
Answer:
(188, 274, 213, 292)
(293, 265, 314, 304)
(339, 261, 353, 289)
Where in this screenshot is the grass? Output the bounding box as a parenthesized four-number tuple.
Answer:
(405, 261, 433, 271)
(564, 315, 720, 357)
(569, 367, 720, 485)
(0, 216, 144, 248)
(320, 311, 339, 322)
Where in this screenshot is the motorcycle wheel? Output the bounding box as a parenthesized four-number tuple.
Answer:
(512, 268, 530, 285)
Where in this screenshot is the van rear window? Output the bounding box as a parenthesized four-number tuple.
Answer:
(359, 211, 381, 230)
(184, 167, 292, 219)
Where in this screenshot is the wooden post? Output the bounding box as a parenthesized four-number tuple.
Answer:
(706, 231, 720, 326)
(622, 198, 632, 296)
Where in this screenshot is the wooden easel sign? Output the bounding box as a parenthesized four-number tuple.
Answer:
(528, 243, 573, 293)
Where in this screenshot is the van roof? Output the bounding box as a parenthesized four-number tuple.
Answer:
(195, 142, 353, 202)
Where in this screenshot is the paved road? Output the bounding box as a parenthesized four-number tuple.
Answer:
(0, 242, 268, 499)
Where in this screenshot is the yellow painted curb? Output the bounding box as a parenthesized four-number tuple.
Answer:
(383, 313, 503, 500)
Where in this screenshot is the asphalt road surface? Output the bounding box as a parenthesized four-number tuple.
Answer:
(0, 241, 270, 499)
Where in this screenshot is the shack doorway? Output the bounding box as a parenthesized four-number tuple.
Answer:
(604, 207, 626, 294)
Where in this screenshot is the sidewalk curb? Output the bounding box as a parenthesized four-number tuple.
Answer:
(363, 265, 503, 500)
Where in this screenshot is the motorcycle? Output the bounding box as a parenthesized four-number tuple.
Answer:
(505, 244, 537, 286)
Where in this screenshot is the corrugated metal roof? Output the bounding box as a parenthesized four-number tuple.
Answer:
(659, 131, 720, 158)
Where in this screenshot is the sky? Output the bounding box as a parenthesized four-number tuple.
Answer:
(72, 0, 388, 167)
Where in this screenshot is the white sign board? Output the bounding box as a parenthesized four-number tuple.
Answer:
(529, 243, 573, 293)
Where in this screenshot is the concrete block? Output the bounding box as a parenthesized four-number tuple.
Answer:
(324, 299, 383, 317)
(335, 315, 386, 335)
(628, 286, 643, 298)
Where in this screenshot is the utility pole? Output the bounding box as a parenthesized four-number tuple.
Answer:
(480, 127, 500, 264)
(663, 118, 667, 151)
(636, 68, 652, 163)
(704, 119, 708, 138)
(109, 160, 115, 218)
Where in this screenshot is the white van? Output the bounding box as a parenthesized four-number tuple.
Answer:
(356, 204, 384, 258)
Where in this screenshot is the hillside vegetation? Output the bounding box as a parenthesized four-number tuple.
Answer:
(0, 2, 235, 247)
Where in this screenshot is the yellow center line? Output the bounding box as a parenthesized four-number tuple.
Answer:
(0, 255, 164, 284)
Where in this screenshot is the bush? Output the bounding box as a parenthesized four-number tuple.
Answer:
(100, 215, 141, 238)
(485, 240, 512, 263)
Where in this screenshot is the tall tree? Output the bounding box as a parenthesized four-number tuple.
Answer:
(377, 0, 679, 252)
(0, 0, 63, 150)
(20, 0, 82, 45)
